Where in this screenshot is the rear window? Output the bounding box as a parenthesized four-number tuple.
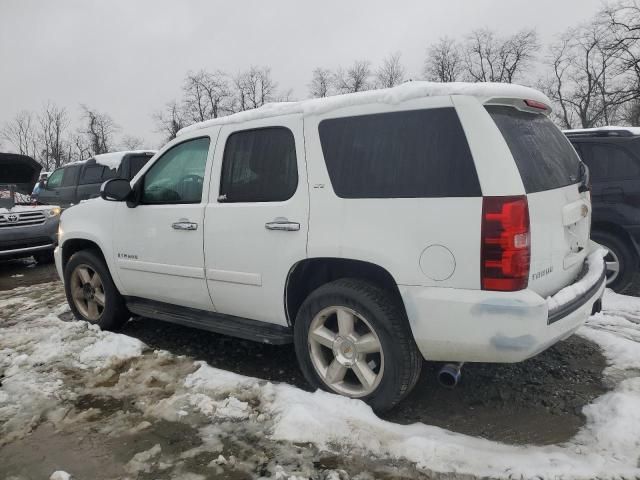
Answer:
(318, 108, 481, 198)
(128, 155, 151, 179)
(486, 106, 581, 193)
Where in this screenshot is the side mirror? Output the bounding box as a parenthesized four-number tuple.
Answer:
(101, 178, 132, 202)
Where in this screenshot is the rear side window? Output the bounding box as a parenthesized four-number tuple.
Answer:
(486, 106, 581, 193)
(578, 143, 640, 181)
(318, 108, 481, 198)
(219, 127, 298, 202)
(61, 165, 80, 187)
(80, 165, 116, 185)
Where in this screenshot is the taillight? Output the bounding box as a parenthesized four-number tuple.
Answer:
(481, 196, 530, 291)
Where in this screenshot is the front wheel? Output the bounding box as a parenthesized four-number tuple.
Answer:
(64, 249, 129, 330)
(294, 278, 422, 412)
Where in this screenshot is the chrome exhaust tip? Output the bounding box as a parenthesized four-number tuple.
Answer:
(437, 362, 463, 389)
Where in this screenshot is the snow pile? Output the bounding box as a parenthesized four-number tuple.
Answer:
(2, 281, 640, 478)
(178, 81, 551, 135)
(547, 248, 607, 313)
(93, 150, 155, 170)
(49, 471, 71, 480)
(0, 285, 146, 444)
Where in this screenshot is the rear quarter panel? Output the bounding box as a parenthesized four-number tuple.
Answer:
(304, 96, 484, 288)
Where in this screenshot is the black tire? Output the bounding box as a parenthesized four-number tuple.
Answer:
(34, 250, 55, 264)
(591, 230, 636, 292)
(64, 249, 130, 330)
(294, 278, 422, 413)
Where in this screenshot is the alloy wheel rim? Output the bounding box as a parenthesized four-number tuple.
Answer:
(307, 306, 384, 397)
(70, 264, 105, 321)
(603, 247, 620, 285)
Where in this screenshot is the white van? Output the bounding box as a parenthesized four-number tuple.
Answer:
(55, 82, 606, 411)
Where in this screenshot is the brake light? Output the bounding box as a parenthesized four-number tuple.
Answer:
(481, 196, 530, 291)
(524, 99, 548, 110)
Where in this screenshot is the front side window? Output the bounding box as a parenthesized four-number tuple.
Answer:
(318, 108, 481, 198)
(46, 168, 64, 189)
(219, 127, 298, 203)
(142, 137, 210, 204)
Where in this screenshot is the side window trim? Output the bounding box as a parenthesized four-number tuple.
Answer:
(218, 126, 299, 203)
(138, 135, 211, 205)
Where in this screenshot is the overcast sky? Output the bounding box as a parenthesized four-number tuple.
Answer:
(0, 0, 605, 148)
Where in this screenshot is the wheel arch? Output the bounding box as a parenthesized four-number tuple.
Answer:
(284, 257, 403, 326)
(61, 237, 105, 269)
(591, 221, 639, 260)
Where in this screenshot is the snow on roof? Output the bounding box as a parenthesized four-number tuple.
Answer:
(93, 150, 156, 170)
(564, 126, 640, 136)
(177, 81, 551, 136)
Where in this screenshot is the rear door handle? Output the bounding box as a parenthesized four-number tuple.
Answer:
(172, 221, 198, 231)
(265, 219, 300, 231)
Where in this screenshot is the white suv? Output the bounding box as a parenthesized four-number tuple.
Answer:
(55, 82, 606, 411)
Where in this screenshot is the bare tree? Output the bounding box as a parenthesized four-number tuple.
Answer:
(233, 66, 277, 111)
(120, 134, 146, 150)
(153, 101, 188, 142)
(309, 67, 334, 98)
(81, 105, 119, 155)
(183, 69, 233, 122)
(376, 52, 406, 88)
(334, 60, 372, 94)
(544, 21, 630, 128)
(425, 37, 463, 82)
(463, 28, 539, 83)
(1, 111, 39, 159)
(38, 103, 69, 169)
(605, 1, 640, 109)
(68, 132, 92, 162)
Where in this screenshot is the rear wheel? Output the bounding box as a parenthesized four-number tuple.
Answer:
(591, 230, 636, 292)
(294, 278, 422, 413)
(64, 249, 129, 330)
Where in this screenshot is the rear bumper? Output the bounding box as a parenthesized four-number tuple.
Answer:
(400, 249, 607, 363)
(0, 217, 59, 258)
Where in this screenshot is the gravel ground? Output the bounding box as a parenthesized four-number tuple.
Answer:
(1, 257, 610, 447)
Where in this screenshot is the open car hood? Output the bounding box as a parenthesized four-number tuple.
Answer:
(0, 153, 42, 194)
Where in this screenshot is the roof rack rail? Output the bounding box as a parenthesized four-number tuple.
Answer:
(563, 127, 640, 138)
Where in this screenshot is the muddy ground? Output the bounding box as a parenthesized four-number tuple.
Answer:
(0, 257, 619, 478)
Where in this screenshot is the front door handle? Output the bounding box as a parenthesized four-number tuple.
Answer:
(265, 219, 300, 231)
(172, 220, 198, 231)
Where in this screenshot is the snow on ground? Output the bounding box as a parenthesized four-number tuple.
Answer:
(1, 282, 639, 479)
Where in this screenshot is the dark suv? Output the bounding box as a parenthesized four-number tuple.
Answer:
(38, 150, 155, 208)
(565, 127, 640, 291)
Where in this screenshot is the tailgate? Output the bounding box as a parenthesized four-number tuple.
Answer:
(528, 184, 591, 297)
(485, 105, 589, 297)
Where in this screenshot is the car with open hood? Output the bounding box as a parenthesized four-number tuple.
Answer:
(0, 153, 61, 262)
